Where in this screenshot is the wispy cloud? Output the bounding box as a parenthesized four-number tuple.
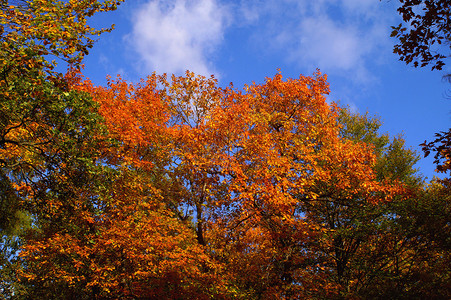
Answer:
(128, 0, 396, 86)
(235, 0, 395, 82)
(295, 16, 368, 71)
(129, 0, 229, 76)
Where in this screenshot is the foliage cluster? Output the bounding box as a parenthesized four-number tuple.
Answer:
(390, 0, 451, 70)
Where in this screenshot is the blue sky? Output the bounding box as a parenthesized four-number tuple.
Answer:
(82, 0, 450, 181)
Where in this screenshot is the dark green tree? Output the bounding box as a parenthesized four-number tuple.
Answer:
(339, 109, 450, 299)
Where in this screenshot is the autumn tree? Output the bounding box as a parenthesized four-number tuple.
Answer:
(0, 0, 124, 297)
(0, 2, 232, 295)
(0, 0, 124, 232)
(15, 72, 233, 299)
(19, 64, 446, 299)
(154, 71, 409, 299)
(1, 0, 122, 74)
(62, 70, 406, 298)
(18, 166, 229, 299)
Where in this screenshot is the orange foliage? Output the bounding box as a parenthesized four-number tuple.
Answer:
(18, 70, 407, 298)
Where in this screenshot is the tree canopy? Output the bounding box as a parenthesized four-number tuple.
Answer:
(1, 1, 450, 299)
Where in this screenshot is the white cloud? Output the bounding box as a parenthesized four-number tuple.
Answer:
(296, 16, 366, 71)
(126, 0, 396, 87)
(129, 0, 229, 76)
(235, 0, 395, 83)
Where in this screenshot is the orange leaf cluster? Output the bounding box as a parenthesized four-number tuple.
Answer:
(18, 70, 409, 298)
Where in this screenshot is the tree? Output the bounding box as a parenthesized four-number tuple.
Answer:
(18, 167, 228, 299)
(159, 71, 408, 298)
(338, 110, 450, 299)
(0, 0, 124, 297)
(389, 0, 451, 70)
(36, 70, 405, 299)
(18, 67, 443, 298)
(0, 0, 123, 232)
(16, 72, 231, 299)
(1, 0, 123, 75)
